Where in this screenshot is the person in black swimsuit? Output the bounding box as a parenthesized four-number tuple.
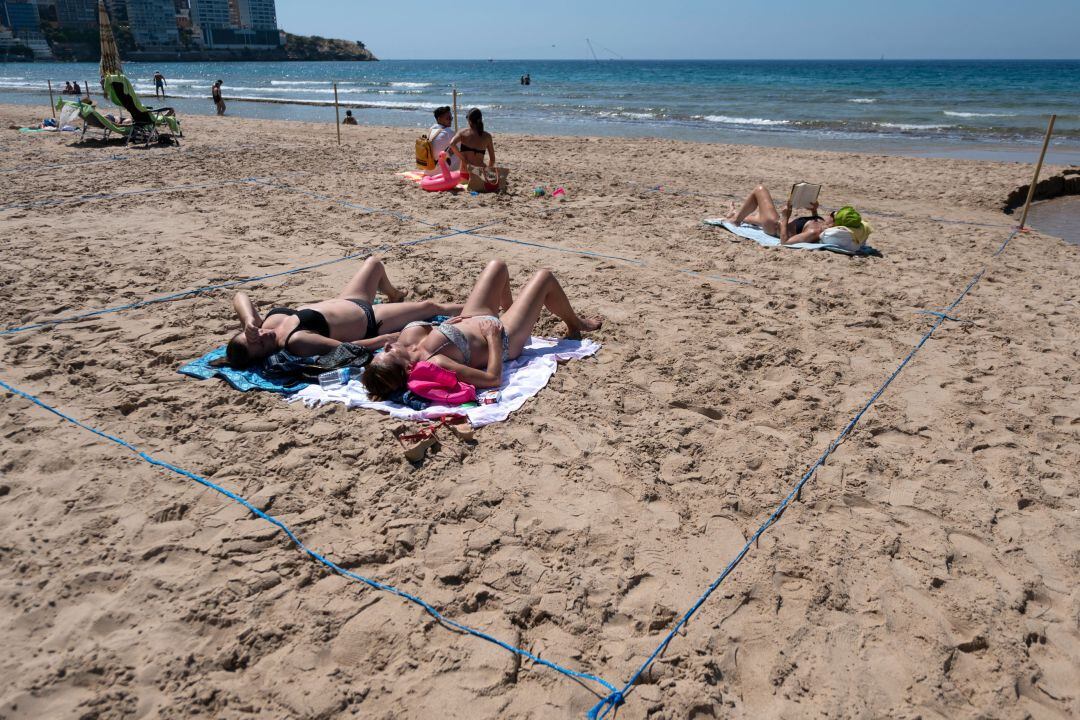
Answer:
(723, 184, 840, 245)
(448, 108, 496, 171)
(224, 256, 464, 368)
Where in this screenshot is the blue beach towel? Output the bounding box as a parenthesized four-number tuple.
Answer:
(704, 218, 881, 256)
(178, 347, 310, 394)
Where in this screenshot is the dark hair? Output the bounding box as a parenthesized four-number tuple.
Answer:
(434, 106, 451, 120)
(223, 333, 253, 369)
(467, 108, 484, 135)
(361, 358, 408, 400)
(345, 110, 353, 115)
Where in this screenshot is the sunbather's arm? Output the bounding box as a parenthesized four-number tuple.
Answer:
(352, 332, 399, 350)
(430, 320, 505, 388)
(233, 292, 262, 329)
(779, 203, 792, 243)
(782, 228, 823, 246)
(485, 136, 496, 167)
(283, 332, 341, 356)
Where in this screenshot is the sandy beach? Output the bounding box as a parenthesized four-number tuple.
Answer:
(0, 104, 1077, 719)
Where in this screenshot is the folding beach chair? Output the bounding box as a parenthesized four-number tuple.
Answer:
(56, 98, 130, 143)
(103, 73, 182, 145)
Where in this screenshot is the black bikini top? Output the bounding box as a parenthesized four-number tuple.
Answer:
(266, 307, 331, 350)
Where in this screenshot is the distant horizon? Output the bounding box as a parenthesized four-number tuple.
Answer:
(277, 0, 1080, 62)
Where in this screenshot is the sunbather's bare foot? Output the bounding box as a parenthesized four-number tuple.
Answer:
(565, 315, 604, 339)
(385, 287, 410, 303)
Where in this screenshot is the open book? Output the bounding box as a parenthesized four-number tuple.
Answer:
(789, 182, 821, 210)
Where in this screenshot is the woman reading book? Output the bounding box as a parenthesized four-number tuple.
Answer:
(725, 183, 868, 248)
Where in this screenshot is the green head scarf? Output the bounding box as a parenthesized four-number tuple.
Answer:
(833, 206, 863, 229)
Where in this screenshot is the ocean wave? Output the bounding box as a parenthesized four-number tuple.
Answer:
(270, 80, 332, 86)
(848, 98, 877, 103)
(943, 110, 1018, 118)
(389, 82, 431, 88)
(699, 115, 789, 126)
(876, 122, 953, 130)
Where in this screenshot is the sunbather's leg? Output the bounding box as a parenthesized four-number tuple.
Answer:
(372, 300, 464, 333)
(725, 185, 781, 236)
(461, 260, 514, 317)
(500, 269, 603, 357)
(339, 256, 407, 303)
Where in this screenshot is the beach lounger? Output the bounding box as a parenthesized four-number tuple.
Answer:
(56, 98, 132, 143)
(102, 73, 182, 145)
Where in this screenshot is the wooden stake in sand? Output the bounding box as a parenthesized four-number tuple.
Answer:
(84, 80, 91, 99)
(1018, 114, 1057, 229)
(47, 79, 55, 117)
(453, 86, 458, 133)
(333, 81, 341, 146)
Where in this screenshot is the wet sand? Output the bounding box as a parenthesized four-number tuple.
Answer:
(1, 105, 1078, 719)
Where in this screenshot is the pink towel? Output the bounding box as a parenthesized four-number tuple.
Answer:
(407, 361, 477, 405)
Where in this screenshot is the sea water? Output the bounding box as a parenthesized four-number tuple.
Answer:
(2, 59, 1079, 162)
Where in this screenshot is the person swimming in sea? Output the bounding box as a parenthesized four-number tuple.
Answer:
(222, 257, 463, 368)
(361, 260, 602, 399)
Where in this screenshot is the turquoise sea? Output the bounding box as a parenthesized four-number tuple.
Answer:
(1, 59, 1079, 162)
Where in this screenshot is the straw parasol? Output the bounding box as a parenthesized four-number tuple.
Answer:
(98, 0, 123, 81)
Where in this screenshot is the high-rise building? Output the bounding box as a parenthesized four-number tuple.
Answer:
(126, 0, 178, 46)
(234, 0, 273, 30)
(54, 0, 94, 27)
(1, 0, 42, 33)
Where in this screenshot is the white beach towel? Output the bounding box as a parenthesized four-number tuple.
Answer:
(704, 218, 877, 256)
(290, 336, 601, 427)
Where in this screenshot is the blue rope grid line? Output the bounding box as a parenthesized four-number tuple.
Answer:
(0, 177, 258, 212)
(587, 227, 1020, 719)
(0, 220, 503, 337)
(0, 375, 621, 702)
(0, 222, 1021, 716)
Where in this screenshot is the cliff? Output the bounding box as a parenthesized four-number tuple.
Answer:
(281, 33, 377, 61)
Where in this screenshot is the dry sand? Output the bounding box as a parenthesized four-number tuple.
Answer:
(0, 104, 1078, 719)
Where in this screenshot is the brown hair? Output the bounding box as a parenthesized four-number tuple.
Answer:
(467, 107, 484, 135)
(225, 333, 253, 368)
(361, 358, 408, 400)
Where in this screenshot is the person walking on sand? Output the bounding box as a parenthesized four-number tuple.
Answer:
(154, 71, 167, 98)
(212, 80, 226, 116)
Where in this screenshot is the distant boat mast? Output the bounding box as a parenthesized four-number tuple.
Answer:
(585, 38, 624, 62)
(586, 38, 599, 63)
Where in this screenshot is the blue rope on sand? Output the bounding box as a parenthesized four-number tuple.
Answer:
(588, 228, 1020, 719)
(0, 154, 130, 175)
(0, 221, 502, 337)
(0, 375, 620, 701)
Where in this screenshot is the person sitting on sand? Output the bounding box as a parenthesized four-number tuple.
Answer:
(342, 110, 358, 125)
(723, 184, 870, 248)
(448, 108, 495, 170)
(63, 81, 74, 94)
(223, 256, 464, 368)
(428, 106, 457, 172)
(361, 260, 603, 398)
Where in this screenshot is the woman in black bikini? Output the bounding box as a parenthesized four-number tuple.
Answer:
(723, 184, 838, 245)
(448, 108, 496, 170)
(225, 256, 463, 368)
(361, 260, 603, 399)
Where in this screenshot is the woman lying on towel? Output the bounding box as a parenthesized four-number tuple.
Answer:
(361, 260, 603, 398)
(723, 184, 871, 249)
(224, 256, 463, 368)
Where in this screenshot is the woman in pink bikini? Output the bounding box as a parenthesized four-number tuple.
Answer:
(361, 260, 603, 399)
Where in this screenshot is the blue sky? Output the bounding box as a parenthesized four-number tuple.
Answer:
(277, 0, 1079, 60)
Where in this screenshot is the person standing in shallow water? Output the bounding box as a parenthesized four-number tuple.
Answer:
(154, 71, 167, 98)
(212, 80, 226, 116)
